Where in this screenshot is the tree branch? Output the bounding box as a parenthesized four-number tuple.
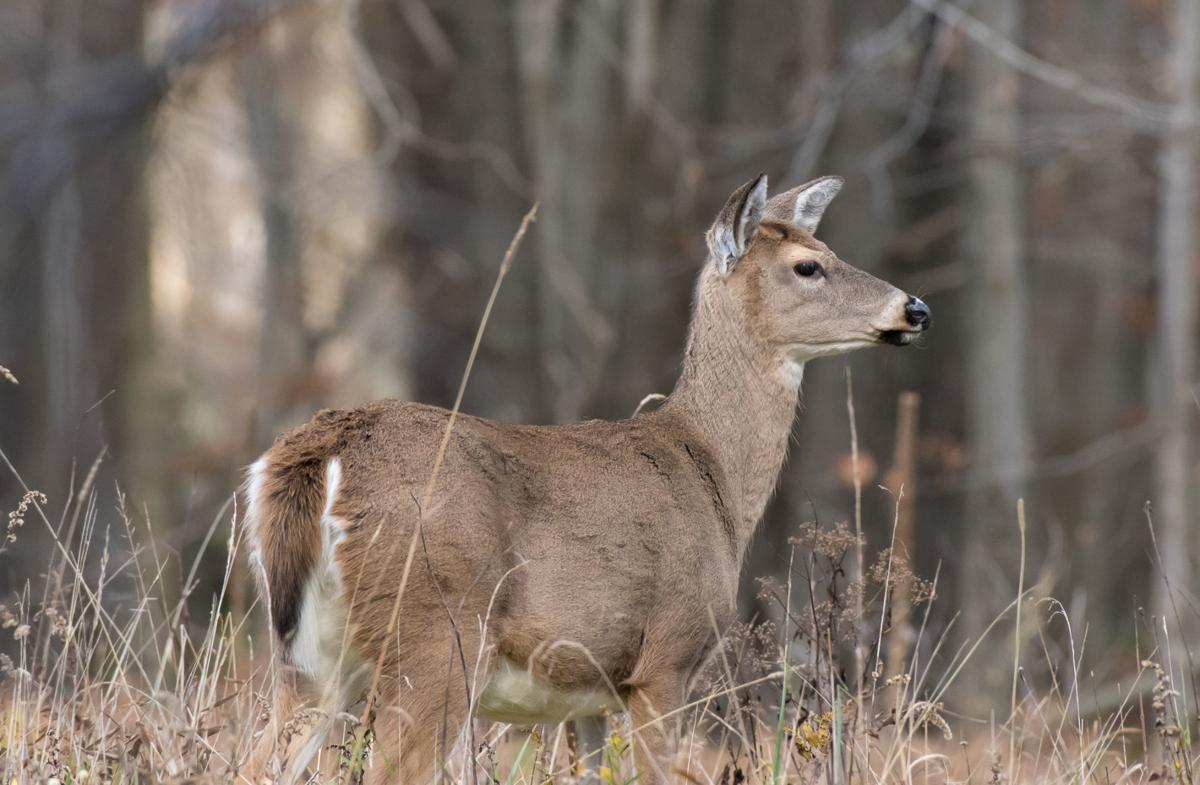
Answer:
(0, 0, 305, 263)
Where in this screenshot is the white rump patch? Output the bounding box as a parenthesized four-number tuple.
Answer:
(290, 457, 360, 682)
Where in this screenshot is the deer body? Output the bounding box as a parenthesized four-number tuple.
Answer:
(245, 175, 930, 784)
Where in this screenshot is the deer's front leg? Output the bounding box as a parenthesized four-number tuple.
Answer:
(571, 715, 608, 783)
(626, 674, 686, 785)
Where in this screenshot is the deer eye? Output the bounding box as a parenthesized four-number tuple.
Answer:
(793, 261, 823, 278)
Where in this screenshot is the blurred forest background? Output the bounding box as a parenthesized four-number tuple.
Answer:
(0, 0, 1197, 704)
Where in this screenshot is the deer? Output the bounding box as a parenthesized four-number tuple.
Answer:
(243, 173, 931, 785)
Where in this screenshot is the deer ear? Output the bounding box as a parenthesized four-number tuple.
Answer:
(706, 174, 768, 276)
(765, 175, 843, 233)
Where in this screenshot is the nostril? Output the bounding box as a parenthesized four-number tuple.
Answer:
(905, 296, 931, 328)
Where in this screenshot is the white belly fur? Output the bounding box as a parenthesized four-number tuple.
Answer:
(474, 658, 622, 725)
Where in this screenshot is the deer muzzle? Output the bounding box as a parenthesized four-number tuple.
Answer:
(879, 295, 931, 345)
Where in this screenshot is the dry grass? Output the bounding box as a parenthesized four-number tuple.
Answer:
(0, 445, 1194, 785)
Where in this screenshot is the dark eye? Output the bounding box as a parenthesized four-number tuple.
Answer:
(793, 261, 823, 278)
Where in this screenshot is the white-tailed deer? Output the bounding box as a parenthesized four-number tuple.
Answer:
(244, 174, 930, 784)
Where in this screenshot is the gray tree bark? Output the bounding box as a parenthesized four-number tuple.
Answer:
(241, 38, 311, 452)
(1152, 0, 1199, 628)
(961, 0, 1031, 649)
(0, 0, 161, 575)
(514, 0, 620, 423)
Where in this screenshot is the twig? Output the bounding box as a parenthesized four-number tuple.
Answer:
(908, 0, 1170, 128)
(845, 370, 864, 691)
(865, 21, 955, 214)
(631, 393, 666, 417)
(0, 0, 308, 261)
(1008, 499, 1026, 774)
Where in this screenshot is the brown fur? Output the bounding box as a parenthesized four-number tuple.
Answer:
(243, 175, 927, 784)
(251, 408, 378, 640)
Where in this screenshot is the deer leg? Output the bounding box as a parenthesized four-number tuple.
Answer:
(364, 643, 474, 785)
(244, 662, 316, 783)
(626, 676, 685, 785)
(570, 715, 608, 783)
(364, 704, 411, 785)
(366, 689, 470, 785)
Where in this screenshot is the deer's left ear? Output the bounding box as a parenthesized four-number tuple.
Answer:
(707, 174, 768, 276)
(765, 175, 843, 233)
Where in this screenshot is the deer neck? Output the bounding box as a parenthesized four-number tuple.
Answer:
(660, 272, 801, 553)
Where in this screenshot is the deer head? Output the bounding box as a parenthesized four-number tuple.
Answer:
(702, 174, 930, 383)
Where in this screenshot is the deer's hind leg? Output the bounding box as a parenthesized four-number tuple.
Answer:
(625, 673, 687, 785)
(246, 661, 339, 784)
(364, 633, 478, 785)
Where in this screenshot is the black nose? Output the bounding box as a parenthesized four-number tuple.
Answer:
(905, 296, 931, 329)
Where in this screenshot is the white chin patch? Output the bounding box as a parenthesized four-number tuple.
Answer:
(791, 340, 877, 362)
(778, 359, 805, 387)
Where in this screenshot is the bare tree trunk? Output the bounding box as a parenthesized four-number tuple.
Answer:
(513, 0, 565, 423)
(241, 40, 310, 452)
(961, 0, 1031, 652)
(514, 0, 618, 422)
(1024, 0, 1158, 653)
(741, 0, 837, 624)
(1152, 0, 1199, 630)
(0, 0, 159, 588)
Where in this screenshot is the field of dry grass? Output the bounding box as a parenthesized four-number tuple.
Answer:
(1, 450, 1194, 785)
